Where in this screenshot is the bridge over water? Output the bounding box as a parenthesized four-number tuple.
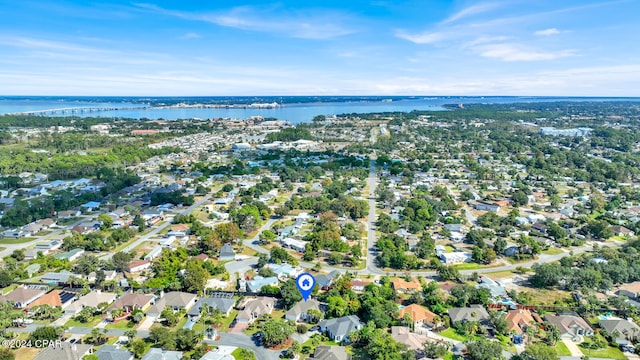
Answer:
(10, 106, 149, 116)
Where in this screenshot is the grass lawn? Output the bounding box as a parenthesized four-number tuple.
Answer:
(0, 237, 36, 244)
(452, 262, 491, 271)
(14, 347, 41, 360)
(542, 247, 564, 255)
(581, 346, 626, 359)
(219, 310, 238, 332)
(439, 328, 467, 341)
(65, 316, 103, 328)
(522, 288, 571, 305)
(232, 348, 256, 360)
(2, 284, 18, 295)
(106, 319, 137, 330)
(555, 341, 572, 356)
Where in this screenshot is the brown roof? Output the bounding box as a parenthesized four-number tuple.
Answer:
(195, 254, 209, 261)
(107, 292, 153, 311)
(171, 224, 190, 232)
(619, 281, 640, 294)
(391, 278, 422, 291)
(390, 326, 429, 351)
(131, 129, 158, 135)
(504, 309, 538, 334)
(27, 290, 75, 308)
(398, 304, 437, 324)
(127, 260, 150, 271)
(0, 287, 45, 305)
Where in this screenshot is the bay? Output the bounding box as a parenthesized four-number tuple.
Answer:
(0, 96, 638, 124)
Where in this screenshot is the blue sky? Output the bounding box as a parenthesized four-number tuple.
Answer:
(0, 0, 637, 96)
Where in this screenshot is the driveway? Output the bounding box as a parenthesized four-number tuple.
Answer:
(229, 322, 248, 333)
(211, 332, 281, 360)
(138, 316, 156, 331)
(561, 338, 584, 357)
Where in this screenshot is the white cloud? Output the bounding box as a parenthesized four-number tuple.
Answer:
(474, 43, 575, 61)
(135, 3, 356, 40)
(535, 28, 561, 36)
(443, 2, 502, 24)
(394, 30, 446, 44)
(179, 32, 201, 39)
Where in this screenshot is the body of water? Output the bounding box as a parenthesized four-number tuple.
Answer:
(0, 96, 638, 124)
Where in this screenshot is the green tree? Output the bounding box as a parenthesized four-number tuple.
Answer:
(161, 306, 178, 327)
(128, 338, 148, 358)
(182, 259, 209, 293)
(513, 342, 558, 360)
(29, 326, 63, 342)
(511, 191, 529, 207)
(0, 348, 15, 360)
(465, 339, 505, 360)
(112, 251, 133, 272)
(261, 318, 295, 347)
(259, 230, 276, 244)
(97, 213, 113, 230)
(280, 279, 304, 309)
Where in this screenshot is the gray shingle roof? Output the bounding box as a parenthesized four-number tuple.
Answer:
(188, 297, 236, 317)
(319, 315, 363, 339)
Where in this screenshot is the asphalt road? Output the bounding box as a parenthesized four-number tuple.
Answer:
(99, 194, 212, 261)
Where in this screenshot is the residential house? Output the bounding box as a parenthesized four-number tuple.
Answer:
(86, 270, 116, 283)
(285, 299, 323, 322)
(391, 277, 422, 294)
(438, 252, 471, 264)
(617, 281, 640, 300)
(40, 271, 81, 285)
(398, 304, 438, 329)
(611, 225, 635, 237)
(316, 270, 340, 290)
(318, 315, 364, 342)
(447, 305, 490, 326)
(544, 313, 594, 339)
(94, 345, 134, 360)
(474, 201, 501, 213)
(305, 346, 350, 360)
(72, 224, 97, 235)
(144, 246, 163, 261)
(147, 291, 197, 316)
(188, 297, 236, 319)
(34, 342, 93, 360)
(80, 201, 101, 211)
(350, 280, 371, 293)
(65, 291, 117, 314)
(390, 326, 429, 351)
(25, 264, 41, 278)
(504, 309, 541, 334)
(476, 276, 507, 298)
(107, 292, 154, 313)
(236, 297, 275, 323)
(55, 248, 85, 262)
(267, 263, 300, 280)
(27, 290, 76, 309)
(281, 238, 307, 252)
(0, 286, 46, 308)
(246, 276, 279, 292)
(218, 243, 236, 261)
(194, 254, 209, 262)
(599, 319, 640, 344)
(34, 240, 62, 253)
(531, 223, 548, 234)
(127, 260, 151, 273)
(140, 348, 183, 360)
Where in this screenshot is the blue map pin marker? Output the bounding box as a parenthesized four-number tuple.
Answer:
(296, 273, 316, 301)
